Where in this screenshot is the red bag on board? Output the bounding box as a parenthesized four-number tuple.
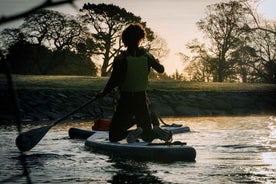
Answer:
(92, 119, 112, 131)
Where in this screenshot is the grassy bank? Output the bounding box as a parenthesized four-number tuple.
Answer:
(1, 75, 275, 120)
(1, 75, 276, 92)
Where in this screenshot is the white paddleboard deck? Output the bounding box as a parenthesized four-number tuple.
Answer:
(161, 125, 190, 134)
(85, 131, 196, 162)
(69, 125, 190, 140)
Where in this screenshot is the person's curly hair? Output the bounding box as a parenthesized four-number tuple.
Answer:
(122, 23, 146, 47)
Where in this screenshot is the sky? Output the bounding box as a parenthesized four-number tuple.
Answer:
(0, 0, 276, 74)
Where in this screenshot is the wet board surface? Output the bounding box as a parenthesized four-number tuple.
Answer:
(69, 125, 190, 139)
(85, 131, 196, 162)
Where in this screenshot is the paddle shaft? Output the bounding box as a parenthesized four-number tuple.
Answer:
(158, 115, 169, 126)
(52, 97, 98, 126)
(16, 96, 98, 152)
(151, 110, 169, 126)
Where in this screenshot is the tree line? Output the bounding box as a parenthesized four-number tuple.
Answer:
(182, 1, 276, 83)
(0, 3, 170, 78)
(0, 1, 275, 83)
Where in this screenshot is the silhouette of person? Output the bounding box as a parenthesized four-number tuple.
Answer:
(99, 23, 171, 143)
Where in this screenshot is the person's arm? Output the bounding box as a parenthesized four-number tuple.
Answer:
(147, 53, 164, 73)
(102, 57, 124, 96)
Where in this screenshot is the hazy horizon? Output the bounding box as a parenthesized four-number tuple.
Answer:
(1, 0, 275, 74)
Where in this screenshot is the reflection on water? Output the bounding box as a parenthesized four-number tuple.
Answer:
(109, 158, 163, 183)
(0, 116, 276, 183)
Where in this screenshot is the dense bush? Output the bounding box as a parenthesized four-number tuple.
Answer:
(6, 41, 97, 76)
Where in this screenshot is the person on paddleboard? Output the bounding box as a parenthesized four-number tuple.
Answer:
(98, 23, 172, 143)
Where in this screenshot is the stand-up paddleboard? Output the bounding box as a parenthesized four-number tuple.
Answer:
(69, 125, 190, 139)
(84, 131, 196, 162)
(161, 124, 190, 134)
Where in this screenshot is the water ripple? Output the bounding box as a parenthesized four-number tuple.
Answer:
(1, 116, 276, 184)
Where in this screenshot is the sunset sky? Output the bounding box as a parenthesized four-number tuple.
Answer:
(1, 0, 276, 74)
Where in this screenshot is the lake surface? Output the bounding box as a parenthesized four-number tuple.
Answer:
(0, 116, 276, 184)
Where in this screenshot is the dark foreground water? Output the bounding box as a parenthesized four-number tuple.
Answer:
(1, 116, 276, 184)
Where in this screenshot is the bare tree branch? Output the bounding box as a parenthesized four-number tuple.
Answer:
(0, 0, 76, 25)
(242, 0, 276, 35)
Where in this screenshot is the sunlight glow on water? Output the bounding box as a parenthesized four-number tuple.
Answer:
(0, 116, 276, 184)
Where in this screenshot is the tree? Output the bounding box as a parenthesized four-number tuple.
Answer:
(21, 9, 87, 51)
(250, 24, 276, 83)
(197, 1, 249, 82)
(18, 9, 90, 74)
(171, 69, 185, 81)
(20, 9, 52, 46)
(242, 0, 276, 35)
(185, 39, 213, 82)
(0, 28, 22, 56)
(19, 9, 57, 73)
(189, 0, 276, 83)
(240, 1, 276, 83)
(6, 39, 49, 74)
(230, 44, 257, 82)
(76, 36, 98, 59)
(5, 40, 97, 75)
(48, 49, 97, 76)
(49, 15, 87, 51)
(80, 3, 154, 76)
(145, 33, 170, 60)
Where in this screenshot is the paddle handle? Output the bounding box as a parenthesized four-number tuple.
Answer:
(53, 97, 98, 126)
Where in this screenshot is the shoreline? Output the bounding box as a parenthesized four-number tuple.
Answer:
(2, 89, 275, 123)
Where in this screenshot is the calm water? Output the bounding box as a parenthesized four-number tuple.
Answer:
(0, 116, 276, 184)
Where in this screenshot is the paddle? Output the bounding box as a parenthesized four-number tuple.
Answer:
(152, 110, 182, 127)
(16, 96, 99, 152)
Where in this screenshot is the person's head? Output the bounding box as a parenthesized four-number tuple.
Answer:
(122, 23, 146, 48)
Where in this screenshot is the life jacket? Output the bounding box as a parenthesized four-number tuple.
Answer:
(120, 55, 148, 92)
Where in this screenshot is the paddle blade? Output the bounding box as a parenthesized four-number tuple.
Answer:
(15, 125, 53, 152)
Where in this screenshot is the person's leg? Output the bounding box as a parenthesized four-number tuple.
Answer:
(134, 93, 154, 142)
(135, 93, 172, 143)
(109, 94, 135, 142)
